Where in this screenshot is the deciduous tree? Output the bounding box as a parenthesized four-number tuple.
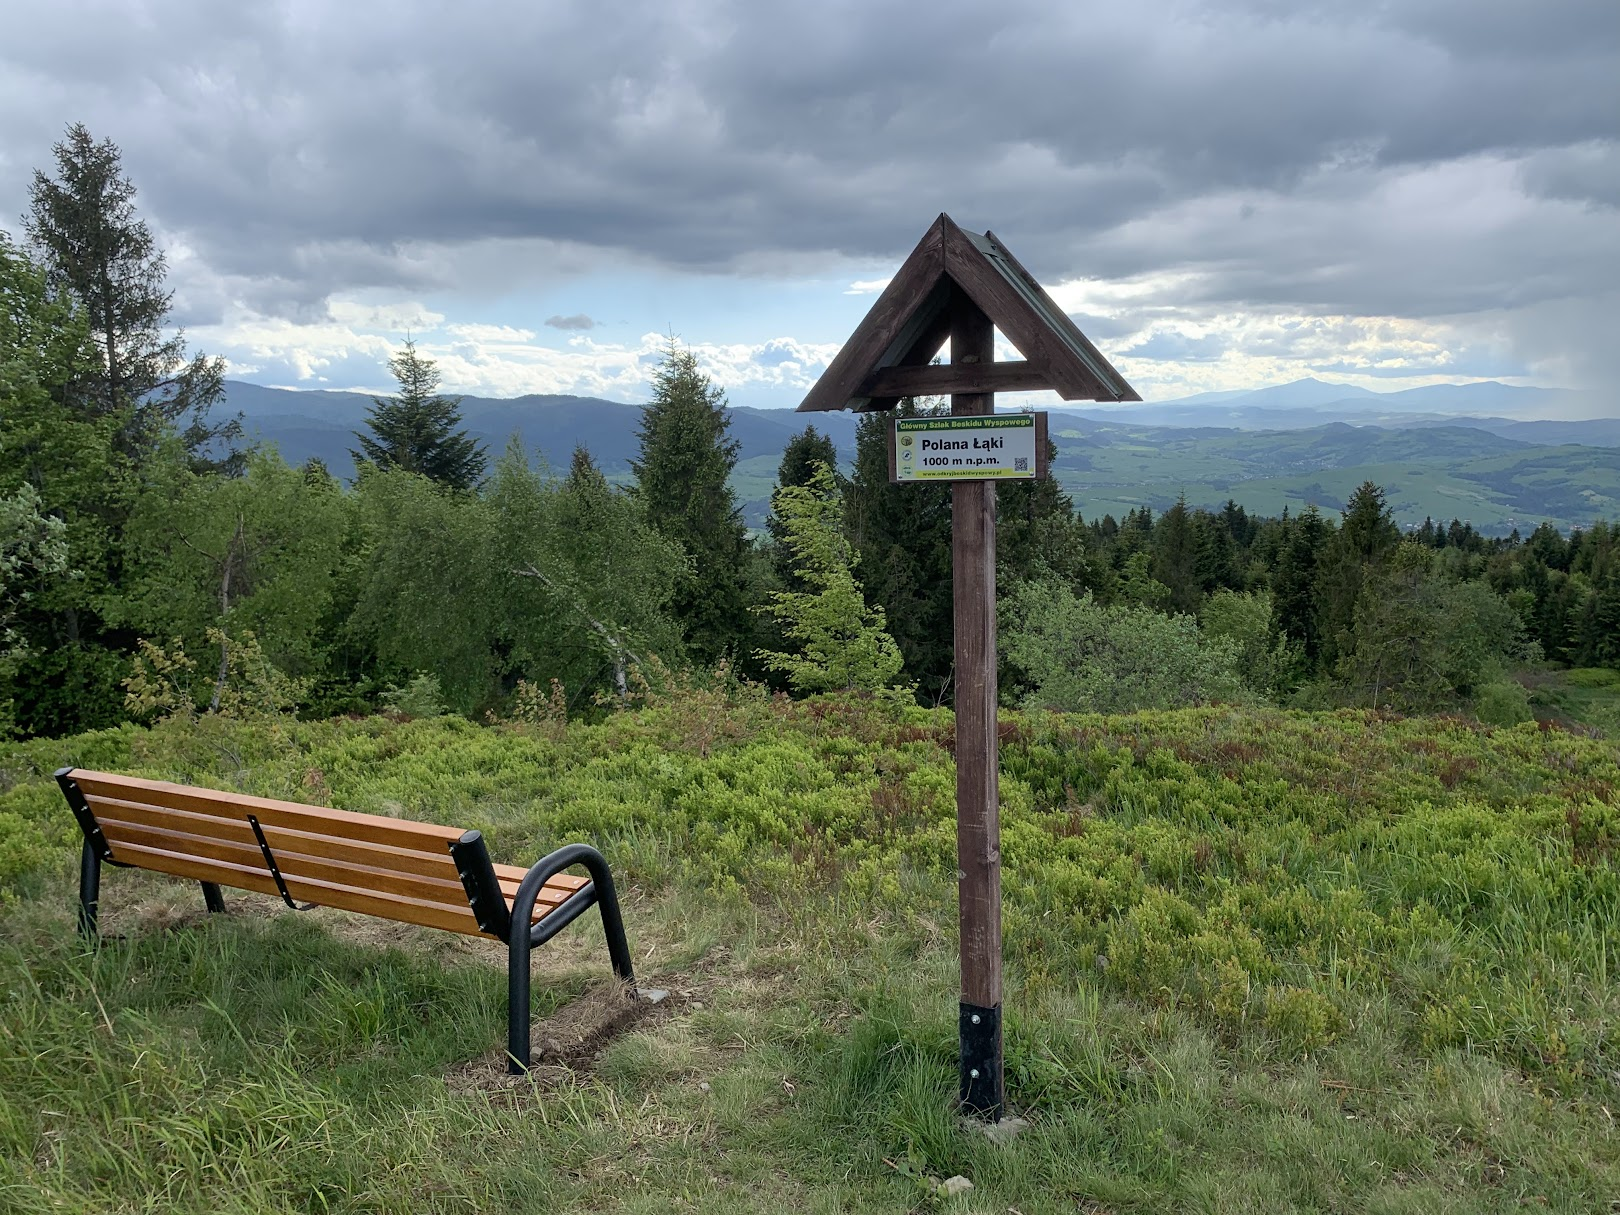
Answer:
(496, 444, 687, 702)
(0, 233, 135, 734)
(1002, 579, 1248, 713)
(125, 451, 350, 708)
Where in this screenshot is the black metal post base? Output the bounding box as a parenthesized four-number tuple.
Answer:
(959, 1001, 1004, 1119)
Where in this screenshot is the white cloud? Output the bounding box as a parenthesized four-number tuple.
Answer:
(326, 299, 446, 332)
(844, 278, 891, 295)
(445, 322, 538, 343)
(196, 302, 841, 403)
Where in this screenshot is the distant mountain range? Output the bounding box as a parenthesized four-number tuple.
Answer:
(217, 379, 859, 473)
(217, 378, 1620, 535)
(1085, 377, 1614, 432)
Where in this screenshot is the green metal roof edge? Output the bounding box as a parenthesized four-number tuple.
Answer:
(964, 229, 1138, 402)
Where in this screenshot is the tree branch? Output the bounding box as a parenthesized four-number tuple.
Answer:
(512, 563, 642, 698)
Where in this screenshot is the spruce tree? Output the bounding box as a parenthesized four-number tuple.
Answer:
(566, 444, 608, 492)
(756, 463, 904, 694)
(629, 343, 751, 664)
(1575, 570, 1620, 669)
(1221, 499, 1253, 549)
(1532, 568, 1580, 664)
(1528, 522, 1569, 571)
(767, 426, 840, 591)
(26, 123, 236, 467)
(1272, 505, 1328, 663)
(1193, 509, 1241, 595)
(352, 340, 486, 491)
(1152, 495, 1201, 615)
(997, 436, 1090, 590)
(844, 398, 953, 702)
(1316, 481, 1399, 668)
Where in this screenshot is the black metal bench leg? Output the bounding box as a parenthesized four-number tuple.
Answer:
(201, 883, 226, 914)
(504, 843, 637, 1074)
(508, 922, 533, 1073)
(593, 865, 635, 986)
(78, 837, 100, 944)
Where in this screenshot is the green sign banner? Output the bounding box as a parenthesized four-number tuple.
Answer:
(894, 414, 1038, 481)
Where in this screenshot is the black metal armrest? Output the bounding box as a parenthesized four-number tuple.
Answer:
(506, 842, 635, 1072)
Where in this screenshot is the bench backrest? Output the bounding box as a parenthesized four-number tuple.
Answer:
(59, 769, 510, 938)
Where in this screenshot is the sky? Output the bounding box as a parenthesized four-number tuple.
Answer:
(1, 0, 1616, 409)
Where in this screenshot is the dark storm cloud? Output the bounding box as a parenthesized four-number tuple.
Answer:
(1, 0, 1616, 383)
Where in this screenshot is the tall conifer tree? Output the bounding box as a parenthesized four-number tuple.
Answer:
(1316, 481, 1399, 668)
(767, 425, 840, 591)
(757, 463, 904, 694)
(1152, 495, 1201, 615)
(997, 436, 1090, 590)
(1194, 510, 1242, 594)
(26, 123, 236, 468)
(1272, 504, 1328, 663)
(352, 340, 486, 491)
(844, 398, 953, 701)
(629, 342, 751, 664)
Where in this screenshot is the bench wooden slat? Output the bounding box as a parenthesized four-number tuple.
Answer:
(270, 845, 467, 905)
(497, 876, 585, 909)
(97, 818, 586, 926)
(105, 839, 288, 900)
(494, 864, 588, 892)
(72, 773, 461, 854)
(99, 817, 268, 874)
(108, 841, 487, 936)
(85, 794, 462, 880)
(97, 817, 480, 908)
(88, 794, 258, 848)
(262, 836, 583, 920)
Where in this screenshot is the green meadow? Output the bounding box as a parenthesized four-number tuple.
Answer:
(3, 693, 1619, 1212)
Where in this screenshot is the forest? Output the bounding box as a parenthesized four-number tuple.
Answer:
(4, 126, 1620, 745)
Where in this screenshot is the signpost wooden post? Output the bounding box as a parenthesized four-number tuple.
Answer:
(797, 215, 1139, 1119)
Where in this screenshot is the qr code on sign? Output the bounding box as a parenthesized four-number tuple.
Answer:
(1014, 457, 1029, 472)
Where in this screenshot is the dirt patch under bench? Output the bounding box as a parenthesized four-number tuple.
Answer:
(445, 978, 681, 1097)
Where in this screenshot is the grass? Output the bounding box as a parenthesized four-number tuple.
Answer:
(1521, 667, 1620, 736)
(2, 696, 1619, 1211)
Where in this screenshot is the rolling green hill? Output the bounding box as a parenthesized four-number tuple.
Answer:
(219, 382, 1620, 535)
(1045, 416, 1620, 533)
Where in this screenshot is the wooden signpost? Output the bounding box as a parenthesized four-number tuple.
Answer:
(798, 215, 1139, 1119)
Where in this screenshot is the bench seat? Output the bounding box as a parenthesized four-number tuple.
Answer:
(56, 767, 634, 1071)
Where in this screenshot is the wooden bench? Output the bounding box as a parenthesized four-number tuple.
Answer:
(55, 767, 634, 1072)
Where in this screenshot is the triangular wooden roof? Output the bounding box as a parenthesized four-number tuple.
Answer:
(798, 213, 1140, 412)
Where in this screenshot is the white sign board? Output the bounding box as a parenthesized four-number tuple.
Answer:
(893, 414, 1040, 482)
